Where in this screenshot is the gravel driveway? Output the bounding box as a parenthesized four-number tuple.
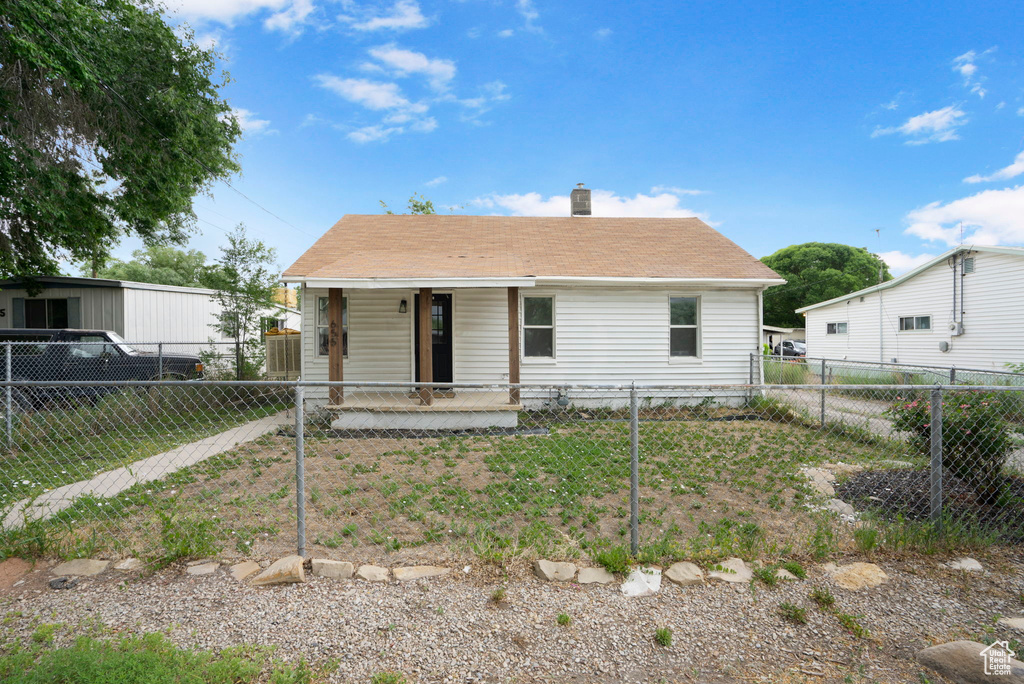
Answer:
(3, 554, 1024, 683)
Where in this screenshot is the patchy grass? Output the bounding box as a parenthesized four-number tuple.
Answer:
(0, 630, 322, 684)
(778, 603, 807, 625)
(654, 627, 673, 647)
(0, 386, 288, 510)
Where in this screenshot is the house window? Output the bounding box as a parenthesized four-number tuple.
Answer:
(669, 296, 700, 357)
(23, 299, 69, 328)
(899, 315, 931, 331)
(826, 322, 848, 335)
(316, 296, 347, 357)
(522, 296, 554, 358)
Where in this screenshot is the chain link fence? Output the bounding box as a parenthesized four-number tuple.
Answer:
(2, 377, 1023, 567)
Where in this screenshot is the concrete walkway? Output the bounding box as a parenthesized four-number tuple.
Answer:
(1, 411, 291, 531)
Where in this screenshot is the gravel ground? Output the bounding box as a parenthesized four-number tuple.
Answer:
(3, 553, 1024, 683)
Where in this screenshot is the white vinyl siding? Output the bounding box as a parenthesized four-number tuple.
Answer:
(121, 287, 223, 343)
(301, 289, 412, 399)
(804, 251, 1024, 369)
(453, 289, 509, 384)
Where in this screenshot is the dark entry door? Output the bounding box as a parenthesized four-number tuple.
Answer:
(415, 293, 453, 384)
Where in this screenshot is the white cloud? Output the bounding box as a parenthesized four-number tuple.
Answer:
(515, 0, 541, 32)
(348, 125, 402, 143)
(905, 185, 1024, 245)
(264, 0, 315, 34)
(343, 0, 428, 31)
(225, 108, 273, 135)
(472, 189, 711, 221)
(593, 28, 612, 39)
(650, 185, 708, 196)
(367, 44, 455, 91)
(952, 48, 995, 98)
(497, 29, 515, 38)
(878, 250, 937, 276)
(872, 105, 967, 144)
(1018, 107, 1024, 117)
(315, 75, 422, 111)
(964, 151, 1024, 184)
(424, 176, 448, 187)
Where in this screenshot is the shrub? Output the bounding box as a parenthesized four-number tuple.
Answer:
(779, 602, 807, 625)
(654, 627, 672, 646)
(888, 391, 1012, 501)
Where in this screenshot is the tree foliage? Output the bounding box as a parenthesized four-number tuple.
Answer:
(88, 245, 217, 288)
(0, 0, 240, 284)
(380, 193, 436, 215)
(205, 225, 278, 380)
(761, 243, 892, 328)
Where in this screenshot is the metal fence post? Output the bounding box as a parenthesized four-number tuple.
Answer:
(820, 358, 826, 427)
(929, 387, 943, 533)
(295, 383, 306, 557)
(5, 343, 11, 452)
(158, 343, 163, 380)
(629, 383, 639, 556)
(748, 353, 754, 385)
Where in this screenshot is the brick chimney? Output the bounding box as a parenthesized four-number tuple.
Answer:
(570, 183, 591, 216)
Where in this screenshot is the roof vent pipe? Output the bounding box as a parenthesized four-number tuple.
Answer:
(570, 183, 591, 216)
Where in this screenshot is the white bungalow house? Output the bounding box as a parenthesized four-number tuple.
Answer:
(796, 245, 1024, 371)
(283, 190, 783, 427)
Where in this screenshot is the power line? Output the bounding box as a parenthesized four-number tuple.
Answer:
(26, 13, 319, 240)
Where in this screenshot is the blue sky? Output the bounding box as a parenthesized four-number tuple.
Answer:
(107, 0, 1024, 276)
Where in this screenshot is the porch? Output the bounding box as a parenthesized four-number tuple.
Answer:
(326, 390, 522, 430)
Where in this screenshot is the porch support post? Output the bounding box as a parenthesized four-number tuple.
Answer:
(328, 287, 344, 405)
(418, 288, 433, 406)
(508, 287, 520, 404)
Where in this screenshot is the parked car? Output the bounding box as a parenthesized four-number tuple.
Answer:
(0, 329, 203, 406)
(773, 340, 807, 357)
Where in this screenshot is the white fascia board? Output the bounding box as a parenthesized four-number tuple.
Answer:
(533, 276, 786, 288)
(295, 277, 537, 289)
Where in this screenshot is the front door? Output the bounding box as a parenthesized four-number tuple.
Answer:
(414, 293, 453, 384)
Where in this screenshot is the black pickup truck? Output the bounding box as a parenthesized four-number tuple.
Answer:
(0, 329, 203, 404)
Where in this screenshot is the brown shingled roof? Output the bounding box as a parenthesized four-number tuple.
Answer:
(284, 215, 781, 281)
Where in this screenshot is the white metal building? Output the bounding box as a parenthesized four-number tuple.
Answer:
(0, 276, 299, 343)
(796, 246, 1024, 370)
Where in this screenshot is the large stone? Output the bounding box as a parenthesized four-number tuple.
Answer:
(801, 468, 836, 496)
(999, 618, 1024, 631)
(577, 567, 616, 585)
(826, 499, 856, 518)
(186, 562, 219, 576)
(393, 566, 450, 582)
(708, 558, 753, 584)
(621, 568, 661, 597)
(946, 558, 984, 572)
(230, 561, 261, 582)
(355, 565, 389, 582)
(831, 562, 887, 590)
(776, 567, 799, 581)
(665, 562, 705, 586)
(113, 558, 144, 572)
(251, 555, 306, 586)
(533, 560, 576, 582)
(51, 559, 109, 577)
(917, 640, 1024, 684)
(312, 559, 354, 580)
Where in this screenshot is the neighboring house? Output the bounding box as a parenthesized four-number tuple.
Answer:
(282, 187, 783, 425)
(762, 325, 805, 349)
(796, 246, 1024, 370)
(0, 276, 299, 345)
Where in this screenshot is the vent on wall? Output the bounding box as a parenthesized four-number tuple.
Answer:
(962, 257, 975, 274)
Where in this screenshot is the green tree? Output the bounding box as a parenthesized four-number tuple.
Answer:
(87, 245, 216, 288)
(380, 193, 436, 214)
(761, 243, 892, 328)
(205, 225, 278, 379)
(0, 0, 240, 286)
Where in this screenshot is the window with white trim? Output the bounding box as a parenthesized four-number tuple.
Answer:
(899, 315, 931, 331)
(669, 296, 700, 357)
(826, 322, 848, 335)
(522, 296, 554, 358)
(316, 296, 347, 357)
